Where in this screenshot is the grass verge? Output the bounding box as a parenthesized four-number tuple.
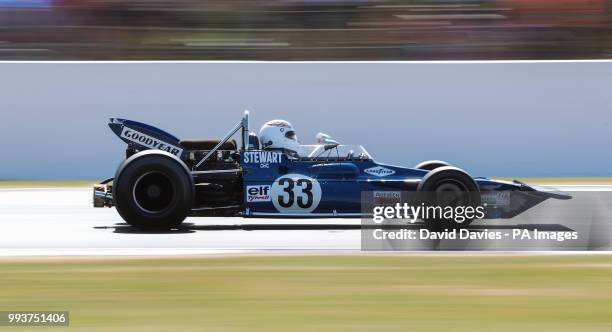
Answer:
(1, 254, 612, 331)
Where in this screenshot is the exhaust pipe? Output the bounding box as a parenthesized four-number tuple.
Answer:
(93, 178, 114, 208)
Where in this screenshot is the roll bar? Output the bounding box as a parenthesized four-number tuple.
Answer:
(194, 110, 249, 169)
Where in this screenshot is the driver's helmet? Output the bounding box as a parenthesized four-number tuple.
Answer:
(259, 119, 299, 152)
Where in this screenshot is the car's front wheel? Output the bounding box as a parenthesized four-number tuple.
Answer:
(113, 151, 194, 230)
(417, 166, 481, 227)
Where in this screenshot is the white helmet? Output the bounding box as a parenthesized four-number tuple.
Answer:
(259, 119, 299, 152)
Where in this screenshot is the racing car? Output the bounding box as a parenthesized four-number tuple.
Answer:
(93, 111, 570, 230)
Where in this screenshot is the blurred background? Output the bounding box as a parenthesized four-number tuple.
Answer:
(0, 0, 610, 60)
(1, 62, 611, 179)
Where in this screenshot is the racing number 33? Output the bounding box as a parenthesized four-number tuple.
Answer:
(278, 178, 313, 208)
(271, 174, 322, 213)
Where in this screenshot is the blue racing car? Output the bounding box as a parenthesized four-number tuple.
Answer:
(93, 111, 570, 230)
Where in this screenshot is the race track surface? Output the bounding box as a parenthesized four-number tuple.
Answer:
(1, 186, 611, 255)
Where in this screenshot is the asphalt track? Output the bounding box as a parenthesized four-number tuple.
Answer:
(1, 185, 611, 256)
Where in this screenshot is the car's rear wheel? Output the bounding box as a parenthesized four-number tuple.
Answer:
(417, 166, 481, 228)
(415, 160, 451, 171)
(113, 151, 194, 230)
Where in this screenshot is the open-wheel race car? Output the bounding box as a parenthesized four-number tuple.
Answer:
(93, 111, 570, 230)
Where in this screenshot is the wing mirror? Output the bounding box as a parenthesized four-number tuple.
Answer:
(316, 132, 340, 150)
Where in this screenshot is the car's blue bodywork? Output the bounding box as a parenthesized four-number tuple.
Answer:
(240, 149, 570, 219)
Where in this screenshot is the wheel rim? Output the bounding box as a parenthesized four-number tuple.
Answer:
(435, 180, 469, 206)
(133, 171, 175, 214)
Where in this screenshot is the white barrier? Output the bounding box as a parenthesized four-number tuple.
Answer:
(0, 61, 610, 178)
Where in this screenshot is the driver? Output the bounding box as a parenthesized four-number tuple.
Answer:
(259, 119, 300, 154)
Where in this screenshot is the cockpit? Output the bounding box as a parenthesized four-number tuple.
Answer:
(250, 129, 371, 161)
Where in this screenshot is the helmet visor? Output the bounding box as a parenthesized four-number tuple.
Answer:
(285, 130, 297, 141)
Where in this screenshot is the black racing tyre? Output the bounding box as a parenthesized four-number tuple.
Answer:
(415, 160, 451, 171)
(113, 150, 194, 230)
(417, 166, 481, 227)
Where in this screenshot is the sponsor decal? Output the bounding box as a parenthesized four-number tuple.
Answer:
(243, 151, 282, 165)
(120, 127, 183, 157)
(373, 191, 401, 205)
(481, 191, 511, 206)
(374, 191, 401, 199)
(364, 166, 395, 177)
(246, 185, 271, 202)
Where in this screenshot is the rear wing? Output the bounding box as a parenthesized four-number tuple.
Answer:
(109, 118, 187, 160)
